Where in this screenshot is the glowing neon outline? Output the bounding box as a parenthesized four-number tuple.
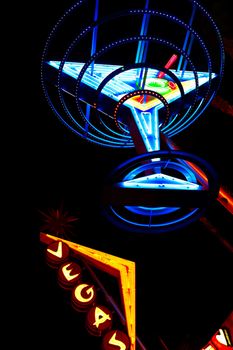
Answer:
(48, 61, 215, 112)
(40, 232, 136, 350)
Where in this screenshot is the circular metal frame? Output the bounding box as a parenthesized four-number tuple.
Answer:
(102, 150, 219, 233)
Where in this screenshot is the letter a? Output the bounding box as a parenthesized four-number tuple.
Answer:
(93, 306, 111, 328)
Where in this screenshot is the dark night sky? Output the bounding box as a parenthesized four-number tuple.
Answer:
(11, 1, 233, 349)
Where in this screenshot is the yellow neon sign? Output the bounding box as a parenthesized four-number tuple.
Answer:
(74, 284, 95, 304)
(93, 306, 112, 328)
(40, 232, 135, 350)
(47, 241, 63, 258)
(102, 330, 130, 350)
(109, 331, 127, 350)
(61, 263, 80, 281)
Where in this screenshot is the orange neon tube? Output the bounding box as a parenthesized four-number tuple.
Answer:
(166, 138, 233, 215)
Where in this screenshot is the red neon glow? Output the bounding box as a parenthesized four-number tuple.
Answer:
(157, 54, 178, 79)
(218, 188, 233, 215)
(203, 345, 216, 350)
(39, 204, 79, 239)
(184, 163, 233, 215)
(201, 310, 233, 350)
(202, 328, 233, 350)
(136, 94, 150, 104)
(211, 95, 233, 117)
(166, 138, 233, 215)
(168, 81, 177, 90)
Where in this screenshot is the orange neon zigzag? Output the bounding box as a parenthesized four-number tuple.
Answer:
(40, 232, 136, 350)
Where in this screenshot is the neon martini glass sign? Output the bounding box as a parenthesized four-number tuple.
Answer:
(47, 60, 216, 153)
(40, 0, 225, 233)
(45, 58, 219, 232)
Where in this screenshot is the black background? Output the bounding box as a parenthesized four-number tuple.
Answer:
(10, 0, 233, 349)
